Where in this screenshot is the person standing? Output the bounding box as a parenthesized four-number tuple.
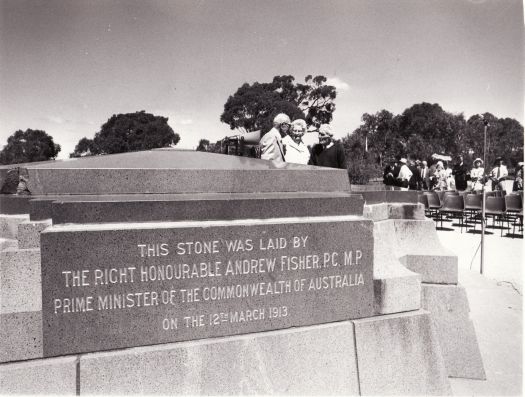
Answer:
(452, 155, 468, 191)
(259, 113, 290, 166)
(396, 158, 412, 190)
(514, 162, 523, 191)
(408, 159, 420, 190)
(433, 161, 448, 191)
(490, 157, 508, 191)
(282, 119, 310, 165)
(470, 158, 485, 192)
(308, 124, 346, 169)
(420, 160, 430, 190)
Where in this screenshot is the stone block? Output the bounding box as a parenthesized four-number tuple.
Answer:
(353, 310, 452, 395)
(0, 194, 32, 215)
(363, 203, 389, 221)
(0, 248, 41, 314)
(80, 322, 359, 395)
(24, 150, 352, 195)
(50, 192, 364, 224)
(41, 215, 374, 357)
(363, 203, 425, 222)
(0, 311, 43, 363)
(0, 356, 77, 394)
(422, 284, 486, 379)
(18, 219, 52, 248)
(372, 220, 421, 314)
(0, 237, 17, 251)
(0, 214, 29, 239)
(393, 219, 458, 284)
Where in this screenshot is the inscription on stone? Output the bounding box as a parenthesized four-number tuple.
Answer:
(41, 218, 373, 357)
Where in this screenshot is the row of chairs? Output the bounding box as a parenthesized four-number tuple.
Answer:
(418, 191, 523, 237)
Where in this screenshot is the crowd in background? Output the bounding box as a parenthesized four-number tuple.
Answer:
(383, 155, 524, 193)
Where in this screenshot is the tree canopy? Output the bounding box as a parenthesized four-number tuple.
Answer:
(70, 111, 180, 157)
(0, 129, 61, 165)
(343, 102, 524, 178)
(220, 75, 337, 134)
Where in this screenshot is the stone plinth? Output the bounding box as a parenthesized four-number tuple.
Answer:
(50, 192, 364, 224)
(354, 310, 451, 395)
(0, 311, 43, 362)
(80, 322, 359, 395)
(0, 214, 29, 239)
(0, 194, 32, 215)
(24, 150, 351, 195)
(41, 215, 374, 357)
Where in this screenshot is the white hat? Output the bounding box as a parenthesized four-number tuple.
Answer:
(518, 162, 524, 167)
(318, 124, 333, 136)
(436, 161, 444, 168)
(399, 158, 407, 164)
(273, 113, 291, 125)
(473, 158, 483, 165)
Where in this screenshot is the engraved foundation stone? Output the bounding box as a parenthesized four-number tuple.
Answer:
(41, 215, 373, 357)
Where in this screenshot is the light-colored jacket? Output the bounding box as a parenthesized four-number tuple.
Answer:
(397, 164, 413, 181)
(259, 128, 285, 165)
(282, 135, 310, 165)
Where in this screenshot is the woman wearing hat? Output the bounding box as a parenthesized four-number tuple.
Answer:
(433, 161, 448, 191)
(470, 158, 485, 192)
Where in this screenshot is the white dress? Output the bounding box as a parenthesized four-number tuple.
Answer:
(470, 167, 485, 191)
(282, 135, 310, 165)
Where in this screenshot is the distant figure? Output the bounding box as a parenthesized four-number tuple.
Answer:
(444, 161, 454, 190)
(282, 119, 310, 165)
(514, 162, 523, 191)
(408, 159, 420, 190)
(490, 157, 508, 191)
(433, 161, 448, 191)
(259, 113, 290, 165)
(452, 155, 468, 191)
(396, 158, 412, 190)
(383, 164, 395, 188)
(308, 124, 346, 169)
(420, 160, 430, 190)
(470, 158, 485, 192)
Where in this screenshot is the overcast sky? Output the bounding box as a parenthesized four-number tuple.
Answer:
(1, 0, 523, 158)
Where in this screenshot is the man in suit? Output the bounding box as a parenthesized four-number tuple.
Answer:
(259, 113, 290, 166)
(490, 157, 508, 191)
(420, 160, 430, 190)
(452, 155, 469, 191)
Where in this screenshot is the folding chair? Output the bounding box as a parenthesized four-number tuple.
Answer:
(424, 191, 441, 220)
(438, 195, 465, 232)
(464, 194, 483, 232)
(485, 197, 508, 236)
(505, 194, 523, 238)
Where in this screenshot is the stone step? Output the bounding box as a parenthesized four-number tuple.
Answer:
(17, 219, 52, 249)
(0, 214, 30, 239)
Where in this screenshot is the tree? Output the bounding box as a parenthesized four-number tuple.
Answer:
(70, 111, 180, 157)
(0, 129, 61, 165)
(196, 139, 210, 151)
(220, 75, 337, 134)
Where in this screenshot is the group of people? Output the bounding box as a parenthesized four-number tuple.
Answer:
(384, 155, 524, 192)
(258, 113, 346, 169)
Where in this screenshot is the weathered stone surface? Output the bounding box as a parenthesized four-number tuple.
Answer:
(393, 219, 458, 284)
(359, 190, 418, 205)
(50, 192, 364, 224)
(30, 197, 59, 221)
(0, 194, 32, 215)
(372, 220, 421, 314)
(41, 215, 374, 357)
(0, 248, 41, 314)
(363, 203, 425, 222)
(24, 150, 351, 195)
(0, 214, 29, 239)
(422, 284, 486, 379)
(17, 219, 52, 248)
(0, 311, 43, 363)
(0, 237, 17, 251)
(0, 356, 77, 394)
(354, 310, 452, 395)
(80, 322, 359, 395)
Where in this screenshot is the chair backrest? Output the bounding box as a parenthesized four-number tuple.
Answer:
(442, 195, 464, 211)
(505, 194, 522, 212)
(425, 191, 441, 208)
(418, 194, 429, 209)
(464, 194, 482, 210)
(485, 196, 505, 213)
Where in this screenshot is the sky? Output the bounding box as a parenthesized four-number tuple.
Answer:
(0, 0, 523, 158)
